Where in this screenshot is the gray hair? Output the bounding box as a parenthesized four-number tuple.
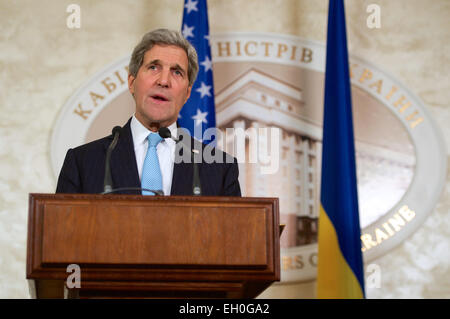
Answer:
(129, 28, 199, 87)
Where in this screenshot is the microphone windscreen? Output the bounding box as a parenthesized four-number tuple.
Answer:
(158, 127, 171, 139)
(112, 126, 122, 135)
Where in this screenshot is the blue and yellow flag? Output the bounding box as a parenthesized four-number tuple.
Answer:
(316, 0, 365, 299)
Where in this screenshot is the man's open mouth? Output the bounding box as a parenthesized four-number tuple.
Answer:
(151, 94, 169, 102)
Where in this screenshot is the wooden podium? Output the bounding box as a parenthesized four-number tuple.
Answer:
(26, 193, 280, 299)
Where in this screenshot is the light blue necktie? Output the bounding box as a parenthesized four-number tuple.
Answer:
(141, 133, 163, 195)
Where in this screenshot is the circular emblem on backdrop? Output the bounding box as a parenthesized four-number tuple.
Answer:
(51, 32, 447, 283)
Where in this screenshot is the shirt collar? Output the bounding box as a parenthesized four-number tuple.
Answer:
(131, 115, 177, 149)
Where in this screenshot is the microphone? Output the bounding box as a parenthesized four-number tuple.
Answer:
(103, 126, 122, 194)
(158, 127, 202, 196)
(158, 127, 179, 142)
(101, 126, 163, 196)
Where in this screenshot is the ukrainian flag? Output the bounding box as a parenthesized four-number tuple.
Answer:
(316, 0, 365, 299)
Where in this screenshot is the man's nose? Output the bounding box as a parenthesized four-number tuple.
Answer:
(157, 69, 170, 88)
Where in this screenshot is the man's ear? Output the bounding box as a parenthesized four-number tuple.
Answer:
(185, 85, 192, 103)
(128, 74, 135, 96)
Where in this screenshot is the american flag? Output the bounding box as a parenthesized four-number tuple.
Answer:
(180, 0, 216, 144)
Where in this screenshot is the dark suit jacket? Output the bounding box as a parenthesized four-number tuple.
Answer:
(56, 118, 241, 196)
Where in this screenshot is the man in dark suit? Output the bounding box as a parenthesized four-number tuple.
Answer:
(56, 29, 241, 197)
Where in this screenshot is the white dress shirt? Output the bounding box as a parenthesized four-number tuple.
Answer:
(130, 115, 177, 195)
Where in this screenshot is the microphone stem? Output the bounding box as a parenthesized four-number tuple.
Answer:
(192, 151, 202, 196)
(103, 131, 120, 193)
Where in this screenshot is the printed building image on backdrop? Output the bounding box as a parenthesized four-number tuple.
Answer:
(51, 32, 446, 284)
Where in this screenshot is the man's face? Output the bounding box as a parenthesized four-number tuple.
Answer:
(128, 44, 192, 130)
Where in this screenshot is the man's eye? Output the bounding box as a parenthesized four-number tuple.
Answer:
(148, 65, 157, 70)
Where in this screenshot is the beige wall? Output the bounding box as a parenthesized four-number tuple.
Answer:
(0, 0, 448, 298)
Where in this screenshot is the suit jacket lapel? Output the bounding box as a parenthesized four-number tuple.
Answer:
(170, 136, 205, 195)
(170, 141, 193, 195)
(109, 119, 141, 193)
